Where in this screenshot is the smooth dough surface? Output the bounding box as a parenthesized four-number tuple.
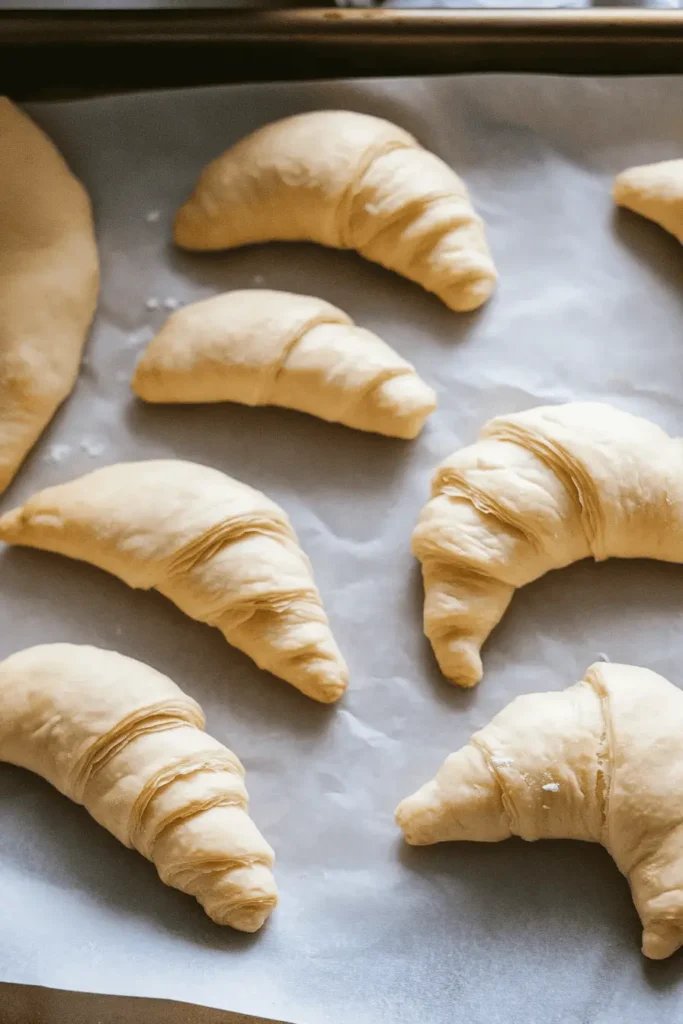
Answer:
(132, 289, 437, 439)
(0, 97, 99, 493)
(0, 460, 348, 703)
(396, 661, 683, 960)
(613, 159, 683, 242)
(0, 643, 277, 931)
(413, 401, 683, 687)
(174, 110, 497, 312)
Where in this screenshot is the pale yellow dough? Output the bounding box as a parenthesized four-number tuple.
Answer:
(174, 111, 497, 313)
(132, 289, 437, 439)
(0, 643, 276, 931)
(613, 159, 683, 242)
(0, 97, 99, 494)
(0, 461, 348, 703)
(413, 402, 683, 687)
(397, 661, 683, 960)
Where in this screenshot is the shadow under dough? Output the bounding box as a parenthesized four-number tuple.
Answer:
(612, 207, 683, 298)
(397, 834, 643, 956)
(123, 391, 422, 507)
(0, 546, 339, 740)
(0, 764, 262, 951)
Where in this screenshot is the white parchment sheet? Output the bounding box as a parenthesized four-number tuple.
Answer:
(2, 75, 683, 1024)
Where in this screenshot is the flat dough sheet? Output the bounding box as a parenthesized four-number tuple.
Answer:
(1, 74, 683, 1024)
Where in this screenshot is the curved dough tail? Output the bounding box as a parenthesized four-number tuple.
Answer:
(397, 661, 683, 960)
(174, 111, 496, 313)
(0, 461, 348, 703)
(0, 643, 277, 930)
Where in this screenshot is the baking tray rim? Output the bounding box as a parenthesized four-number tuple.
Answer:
(3, 9, 683, 45)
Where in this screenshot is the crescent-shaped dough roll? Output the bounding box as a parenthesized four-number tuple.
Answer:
(412, 402, 683, 687)
(0, 97, 99, 494)
(0, 643, 276, 931)
(174, 111, 497, 313)
(396, 661, 683, 960)
(132, 289, 437, 439)
(613, 159, 683, 242)
(0, 461, 348, 703)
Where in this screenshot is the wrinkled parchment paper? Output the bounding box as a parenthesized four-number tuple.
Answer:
(2, 75, 683, 1024)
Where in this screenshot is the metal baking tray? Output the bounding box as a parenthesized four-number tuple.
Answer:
(1, 13, 683, 1024)
(2, 981, 288, 1024)
(2, 9, 683, 97)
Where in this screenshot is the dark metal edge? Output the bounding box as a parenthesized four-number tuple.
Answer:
(0, 980, 291, 1024)
(2, 10, 683, 97)
(4, 9, 683, 42)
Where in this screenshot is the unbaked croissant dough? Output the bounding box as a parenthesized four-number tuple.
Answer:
(0, 461, 348, 703)
(413, 402, 683, 687)
(396, 661, 683, 960)
(174, 111, 497, 313)
(0, 643, 276, 931)
(132, 289, 437, 439)
(613, 159, 683, 242)
(0, 97, 99, 494)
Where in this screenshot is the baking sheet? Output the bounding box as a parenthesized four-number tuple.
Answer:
(0, 982, 289, 1024)
(2, 74, 683, 1024)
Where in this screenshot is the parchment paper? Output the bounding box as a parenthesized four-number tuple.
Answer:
(2, 74, 683, 1024)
